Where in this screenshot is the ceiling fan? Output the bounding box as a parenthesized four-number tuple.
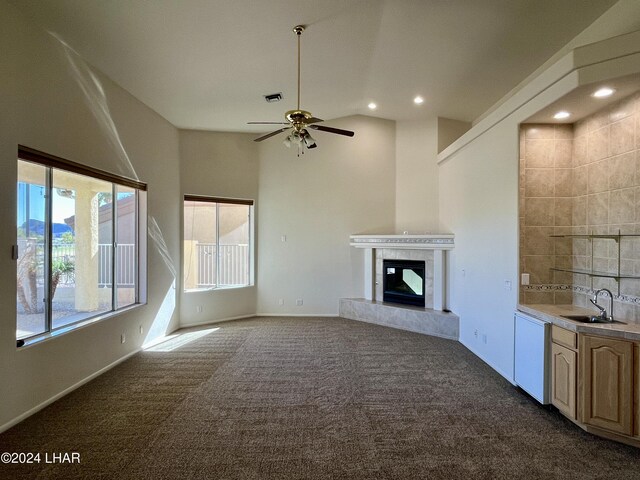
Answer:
(248, 25, 355, 152)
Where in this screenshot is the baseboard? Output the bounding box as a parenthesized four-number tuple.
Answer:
(460, 339, 516, 385)
(179, 314, 256, 328)
(0, 348, 141, 434)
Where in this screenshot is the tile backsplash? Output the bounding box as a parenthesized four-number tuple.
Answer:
(520, 91, 640, 323)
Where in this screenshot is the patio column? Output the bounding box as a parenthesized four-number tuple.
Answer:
(74, 187, 100, 311)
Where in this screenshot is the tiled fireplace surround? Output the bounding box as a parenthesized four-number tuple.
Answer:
(339, 235, 459, 340)
(520, 91, 640, 325)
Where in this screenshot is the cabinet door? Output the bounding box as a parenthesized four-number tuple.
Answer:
(581, 335, 633, 435)
(551, 342, 577, 419)
(635, 344, 639, 438)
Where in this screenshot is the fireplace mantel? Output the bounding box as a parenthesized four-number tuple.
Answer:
(349, 233, 454, 311)
(350, 234, 454, 250)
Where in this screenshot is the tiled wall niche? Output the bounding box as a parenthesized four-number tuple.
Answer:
(519, 91, 640, 324)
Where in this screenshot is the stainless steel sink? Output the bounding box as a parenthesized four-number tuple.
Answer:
(561, 314, 626, 325)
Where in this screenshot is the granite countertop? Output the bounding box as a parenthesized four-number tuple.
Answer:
(518, 304, 640, 342)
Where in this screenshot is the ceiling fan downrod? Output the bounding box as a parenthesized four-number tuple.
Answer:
(293, 25, 305, 111)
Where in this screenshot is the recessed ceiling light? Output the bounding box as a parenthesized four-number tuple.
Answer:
(368, 102, 377, 110)
(553, 111, 571, 120)
(413, 96, 424, 105)
(592, 87, 616, 98)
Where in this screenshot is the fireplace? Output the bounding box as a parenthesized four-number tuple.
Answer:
(382, 259, 426, 307)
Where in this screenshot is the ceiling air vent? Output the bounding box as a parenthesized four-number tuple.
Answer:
(263, 92, 283, 103)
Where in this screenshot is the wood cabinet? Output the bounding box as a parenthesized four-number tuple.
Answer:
(635, 344, 639, 438)
(580, 335, 633, 436)
(551, 342, 577, 419)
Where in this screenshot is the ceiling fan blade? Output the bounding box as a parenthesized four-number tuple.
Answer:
(247, 121, 290, 125)
(306, 117, 323, 124)
(254, 127, 290, 142)
(309, 125, 355, 137)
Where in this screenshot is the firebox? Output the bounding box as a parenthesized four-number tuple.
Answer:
(382, 259, 426, 307)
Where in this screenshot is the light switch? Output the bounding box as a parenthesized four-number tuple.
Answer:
(521, 273, 530, 286)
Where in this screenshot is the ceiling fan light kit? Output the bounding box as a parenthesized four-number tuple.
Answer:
(249, 24, 354, 155)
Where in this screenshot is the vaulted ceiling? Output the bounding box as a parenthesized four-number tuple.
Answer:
(11, 0, 617, 132)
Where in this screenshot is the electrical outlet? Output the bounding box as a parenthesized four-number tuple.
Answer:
(521, 273, 530, 286)
(278, 299, 284, 306)
(121, 333, 126, 344)
(296, 299, 303, 306)
(474, 329, 478, 338)
(281, 235, 287, 242)
(504, 280, 512, 291)
(196, 305, 202, 313)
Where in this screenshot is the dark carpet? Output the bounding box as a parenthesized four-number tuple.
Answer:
(1, 316, 639, 480)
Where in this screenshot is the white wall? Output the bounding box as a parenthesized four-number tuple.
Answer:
(257, 115, 396, 315)
(0, 1, 181, 430)
(179, 130, 259, 325)
(395, 119, 440, 233)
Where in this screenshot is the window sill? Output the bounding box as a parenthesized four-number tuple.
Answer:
(184, 284, 254, 294)
(17, 303, 146, 350)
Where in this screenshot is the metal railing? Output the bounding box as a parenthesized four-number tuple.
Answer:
(97, 244, 136, 287)
(196, 243, 249, 287)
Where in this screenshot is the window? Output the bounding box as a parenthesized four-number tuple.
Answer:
(183, 196, 253, 291)
(16, 146, 146, 344)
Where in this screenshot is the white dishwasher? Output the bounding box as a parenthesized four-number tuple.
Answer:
(514, 312, 550, 404)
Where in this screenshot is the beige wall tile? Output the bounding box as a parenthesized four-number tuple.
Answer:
(573, 237, 588, 256)
(587, 192, 609, 225)
(523, 255, 553, 284)
(554, 236, 572, 256)
(525, 197, 554, 226)
(524, 291, 554, 304)
(610, 116, 635, 156)
(588, 126, 610, 162)
(553, 271, 573, 285)
(587, 109, 610, 133)
(609, 152, 636, 190)
(553, 139, 573, 167)
(554, 124, 573, 140)
(574, 119, 588, 139)
(572, 135, 587, 166)
(592, 237, 609, 258)
(610, 188, 636, 224)
(522, 226, 554, 255)
(572, 195, 587, 226)
(555, 291, 573, 304)
(573, 165, 588, 196)
(554, 168, 572, 197)
(635, 186, 640, 222)
(525, 139, 554, 167)
(524, 124, 555, 139)
(588, 159, 609, 194)
(555, 255, 572, 269)
(613, 301, 635, 323)
(610, 94, 636, 123)
(555, 198, 572, 226)
(525, 168, 554, 197)
(573, 292, 587, 307)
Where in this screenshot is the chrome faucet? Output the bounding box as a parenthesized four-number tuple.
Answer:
(590, 288, 614, 322)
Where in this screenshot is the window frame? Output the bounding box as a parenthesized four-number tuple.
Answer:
(16, 146, 147, 347)
(183, 194, 254, 292)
